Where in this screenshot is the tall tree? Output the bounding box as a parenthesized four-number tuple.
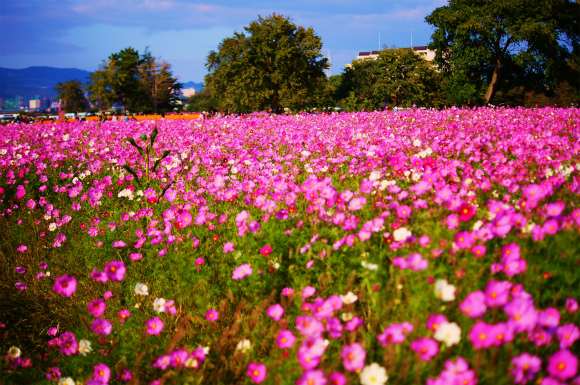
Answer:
(205, 14, 329, 112)
(87, 47, 181, 113)
(426, 0, 580, 105)
(138, 51, 182, 114)
(54, 79, 88, 112)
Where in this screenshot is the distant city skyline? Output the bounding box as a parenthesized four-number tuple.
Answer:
(0, 0, 447, 83)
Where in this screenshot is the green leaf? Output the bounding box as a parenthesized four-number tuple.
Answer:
(150, 125, 158, 147)
(151, 150, 171, 173)
(125, 138, 144, 158)
(122, 165, 142, 187)
(141, 133, 147, 141)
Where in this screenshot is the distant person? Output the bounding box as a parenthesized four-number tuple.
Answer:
(112, 113, 119, 121)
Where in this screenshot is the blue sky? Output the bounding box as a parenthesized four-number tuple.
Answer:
(0, 0, 447, 83)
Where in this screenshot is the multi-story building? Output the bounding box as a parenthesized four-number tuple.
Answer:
(346, 46, 436, 68)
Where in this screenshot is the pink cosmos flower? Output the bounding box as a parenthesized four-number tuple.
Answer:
(459, 291, 487, 318)
(223, 241, 234, 253)
(557, 324, 580, 349)
(118, 309, 130, 323)
(471, 244, 486, 258)
(326, 317, 343, 339)
(90, 318, 112, 335)
(426, 314, 449, 332)
(328, 372, 347, 385)
(377, 323, 406, 346)
(296, 370, 327, 385)
(510, 353, 541, 384)
(397, 204, 412, 218)
(503, 298, 538, 333)
(457, 203, 476, 221)
(195, 257, 204, 266)
(205, 309, 219, 322)
(296, 315, 324, 337)
(53, 274, 77, 297)
(103, 291, 113, 299)
(485, 280, 512, 307)
(455, 231, 474, 249)
(247, 362, 267, 384)
(348, 196, 367, 211)
(282, 287, 294, 296)
(468, 321, 495, 349)
(146, 317, 164, 335)
(302, 286, 316, 300)
(88, 299, 106, 317)
(48, 327, 58, 336)
(266, 304, 284, 321)
(340, 342, 366, 372)
(104, 260, 126, 281)
(59, 331, 78, 356)
(565, 297, 578, 312)
(232, 264, 252, 279)
(17, 245, 27, 252)
(91, 269, 109, 283)
(260, 245, 273, 257)
(93, 363, 111, 384)
(547, 350, 578, 381)
(276, 329, 296, 349)
(411, 338, 439, 361)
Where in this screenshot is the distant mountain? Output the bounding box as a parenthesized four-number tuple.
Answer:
(0, 66, 92, 100)
(181, 81, 204, 91)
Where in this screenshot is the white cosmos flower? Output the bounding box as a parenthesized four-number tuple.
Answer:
(340, 291, 358, 305)
(393, 227, 412, 242)
(134, 283, 149, 296)
(236, 339, 251, 353)
(360, 363, 389, 385)
(153, 298, 166, 313)
(58, 378, 75, 385)
(8, 346, 20, 358)
(361, 261, 378, 271)
(435, 279, 456, 302)
(434, 322, 462, 346)
(78, 339, 92, 356)
(48, 223, 57, 231)
(369, 170, 382, 181)
(413, 139, 422, 147)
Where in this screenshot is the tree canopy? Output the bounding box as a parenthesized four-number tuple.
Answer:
(87, 47, 182, 113)
(205, 14, 329, 113)
(426, 0, 580, 105)
(337, 48, 442, 110)
(54, 79, 88, 113)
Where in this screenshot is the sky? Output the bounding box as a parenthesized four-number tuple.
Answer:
(0, 0, 447, 84)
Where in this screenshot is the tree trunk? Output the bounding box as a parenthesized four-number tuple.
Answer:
(484, 58, 502, 106)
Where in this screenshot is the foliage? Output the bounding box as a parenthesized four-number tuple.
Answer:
(205, 14, 329, 113)
(185, 89, 223, 113)
(54, 79, 88, 113)
(426, 0, 580, 105)
(339, 48, 442, 109)
(87, 47, 182, 113)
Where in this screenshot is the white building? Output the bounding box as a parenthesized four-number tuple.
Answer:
(346, 46, 436, 68)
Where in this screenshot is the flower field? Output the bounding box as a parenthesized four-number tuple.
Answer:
(1, 107, 579, 385)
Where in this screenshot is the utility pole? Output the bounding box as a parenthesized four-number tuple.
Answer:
(327, 50, 333, 77)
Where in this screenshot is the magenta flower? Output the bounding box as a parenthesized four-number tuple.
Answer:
(396, 204, 412, 218)
(90, 318, 112, 336)
(146, 317, 164, 335)
(296, 315, 324, 337)
(566, 297, 578, 312)
(377, 323, 406, 346)
(557, 324, 580, 349)
(302, 286, 316, 300)
(547, 349, 578, 381)
(457, 203, 476, 221)
(340, 342, 366, 372)
(170, 349, 189, 367)
(48, 327, 58, 336)
(471, 244, 486, 258)
(104, 260, 126, 281)
(93, 363, 111, 384)
(326, 317, 343, 339)
(90, 269, 109, 283)
(407, 253, 428, 271)
(17, 245, 27, 252)
(247, 362, 267, 384)
(485, 280, 512, 307)
(296, 369, 327, 385)
(411, 338, 439, 361)
(205, 309, 219, 322)
(426, 314, 449, 332)
(328, 372, 347, 385)
(282, 287, 294, 296)
(232, 263, 252, 279)
(59, 331, 78, 356)
(510, 353, 541, 384)
(88, 299, 106, 317)
(348, 196, 367, 211)
(468, 321, 495, 349)
(459, 291, 487, 318)
(276, 329, 296, 349)
(112, 240, 126, 248)
(454, 231, 474, 249)
(118, 309, 131, 323)
(266, 304, 284, 321)
(52, 274, 77, 297)
(503, 298, 538, 333)
(223, 241, 234, 253)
